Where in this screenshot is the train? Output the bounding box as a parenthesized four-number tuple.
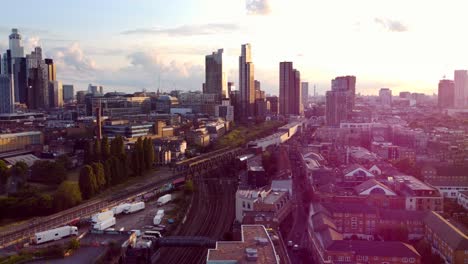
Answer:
(139, 177, 185, 202)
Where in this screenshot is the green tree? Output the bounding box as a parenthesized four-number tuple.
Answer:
(0, 160, 10, 185)
(93, 138, 102, 162)
(143, 138, 154, 170)
(101, 137, 111, 161)
(84, 141, 94, 165)
(110, 136, 125, 156)
(92, 162, 106, 190)
(53, 181, 82, 211)
(56, 154, 73, 170)
(103, 159, 112, 187)
(30, 160, 66, 184)
(78, 165, 98, 199)
(68, 238, 80, 250)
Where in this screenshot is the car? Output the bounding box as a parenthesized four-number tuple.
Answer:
(293, 244, 299, 251)
(287, 240, 293, 247)
(155, 224, 166, 229)
(142, 225, 154, 230)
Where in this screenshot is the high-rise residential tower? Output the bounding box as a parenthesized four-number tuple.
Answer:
(48, 80, 63, 108)
(438, 79, 455, 108)
(0, 74, 14, 113)
(205, 49, 227, 101)
(379, 88, 392, 107)
(332, 75, 356, 110)
(454, 70, 468, 107)
(279, 62, 302, 115)
(239, 44, 255, 119)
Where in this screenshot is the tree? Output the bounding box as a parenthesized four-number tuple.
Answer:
(110, 136, 125, 156)
(92, 162, 106, 190)
(30, 160, 66, 184)
(136, 137, 145, 174)
(53, 181, 82, 211)
(84, 141, 94, 165)
(103, 159, 112, 187)
(101, 137, 111, 161)
(144, 138, 154, 170)
(56, 154, 73, 170)
(0, 160, 10, 185)
(93, 138, 102, 162)
(79, 165, 98, 199)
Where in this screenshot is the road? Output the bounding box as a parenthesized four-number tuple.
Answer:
(285, 140, 315, 264)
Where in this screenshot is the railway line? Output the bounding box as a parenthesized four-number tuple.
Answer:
(158, 166, 237, 264)
(0, 147, 242, 250)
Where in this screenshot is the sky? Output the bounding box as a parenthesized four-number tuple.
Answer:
(1, 0, 468, 96)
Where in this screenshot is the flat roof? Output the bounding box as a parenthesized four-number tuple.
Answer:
(207, 225, 278, 264)
(0, 131, 42, 138)
(263, 191, 287, 204)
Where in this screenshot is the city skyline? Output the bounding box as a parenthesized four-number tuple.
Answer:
(1, 0, 468, 96)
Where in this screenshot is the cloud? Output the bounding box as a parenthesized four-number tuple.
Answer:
(374, 18, 408, 32)
(47, 42, 97, 82)
(121, 23, 239, 36)
(246, 0, 271, 15)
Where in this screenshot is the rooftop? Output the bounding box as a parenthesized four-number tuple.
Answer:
(354, 179, 396, 195)
(327, 240, 420, 258)
(394, 175, 437, 192)
(262, 191, 288, 204)
(0, 131, 42, 138)
(206, 225, 278, 264)
(424, 211, 468, 250)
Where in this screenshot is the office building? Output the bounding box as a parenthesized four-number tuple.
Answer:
(279, 62, 302, 115)
(44, 58, 56, 81)
(379, 88, 392, 107)
(438, 79, 455, 108)
(454, 70, 468, 107)
(88, 84, 103, 95)
(1, 50, 11, 75)
(239, 44, 255, 119)
(215, 99, 234, 121)
(28, 60, 49, 109)
(266, 96, 278, 115)
(12, 57, 27, 104)
(48, 80, 63, 108)
(0, 74, 14, 113)
(8, 29, 24, 58)
(301, 82, 308, 107)
(63, 84, 74, 102)
(205, 49, 227, 100)
(227, 82, 234, 96)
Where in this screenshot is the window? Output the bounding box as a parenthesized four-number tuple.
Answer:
(402, 257, 408, 263)
(247, 203, 251, 209)
(338, 256, 344, 261)
(409, 258, 415, 263)
(345, 256, 351, 261)
(242, 201, 245, 208)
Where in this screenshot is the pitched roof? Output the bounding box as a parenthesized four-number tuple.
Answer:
(327, 240, 420, 258)
(426, 177, 468, 187)
(424, 211, 468, 250)
(342, 164, 366, 175)
(311, 212, 337, 232)
(354, 179, 395, 195)
(379, 209, 428, 221)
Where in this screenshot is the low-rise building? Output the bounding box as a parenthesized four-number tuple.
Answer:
(457, 191, 468, 210)
(393, 175, 443, 213)
(0, 131, 43, 153)
(424, 211, 468, 264)
(206, 225, 279, 264)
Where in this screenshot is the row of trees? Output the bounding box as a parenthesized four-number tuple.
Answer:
(0, 181, 82, 219)
(79, 136, 155, 200)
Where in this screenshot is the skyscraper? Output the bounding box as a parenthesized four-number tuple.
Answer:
(239, 44, 255, 119)
(48, 80, 63, 108)
(12, 57, 27, 104)
(379, 88, 392, 107)
(332, 75, 356, 111)
(326, 90, 349, 126)
(63, 84, 74, 102)
(9, 29, 24, 58)
(301, 82, 309, 107)
(0, 74, 14, 113)
(27, 48, 49, 110)
(279, 62, 302, 115)
(454, 70, 468, 108)
(205, 49, 227, 101)
(44, 58, 56, 81)
(1, 50, 12, 75)
(438, 79, 455, 108)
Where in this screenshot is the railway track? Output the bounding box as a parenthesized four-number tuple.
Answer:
(158, 168, 236, 264)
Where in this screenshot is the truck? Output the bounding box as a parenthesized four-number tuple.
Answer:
(157, 194, 171, 206)
(91, 210, 114, 224)
(112, 203, 131, 215)
(123, 202, 145, 214)
(93, 217, 116, 231)
(153, 210, 165, 225)
(33, 226, 78, 244)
